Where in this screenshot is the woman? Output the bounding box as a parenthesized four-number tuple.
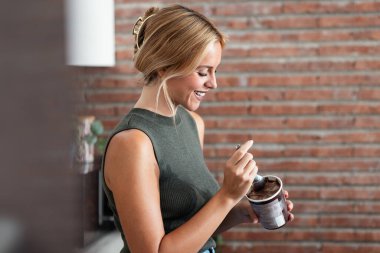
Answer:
(102, 4, 294, 253)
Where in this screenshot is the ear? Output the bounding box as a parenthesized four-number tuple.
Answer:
(158, 68, 167, 78)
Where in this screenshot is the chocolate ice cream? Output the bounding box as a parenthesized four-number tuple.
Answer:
(248, 178, 280, 200)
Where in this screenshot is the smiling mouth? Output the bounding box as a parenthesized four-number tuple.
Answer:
(194, 91, 206, 98)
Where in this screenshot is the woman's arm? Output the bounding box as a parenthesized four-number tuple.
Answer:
(188, 111, 294, 235)
(104, 129, 256, 253)
(213, 198, 257, 235)
(188, 111, 258, 234)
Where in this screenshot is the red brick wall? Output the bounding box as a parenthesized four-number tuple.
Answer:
(78, 1, 380, 252)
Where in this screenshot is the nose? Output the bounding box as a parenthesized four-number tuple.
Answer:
(205, 72, 217, 89)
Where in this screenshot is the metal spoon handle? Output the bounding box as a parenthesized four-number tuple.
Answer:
(254, 174, 264, 182)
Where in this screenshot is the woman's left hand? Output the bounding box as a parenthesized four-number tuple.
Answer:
(239, 189, 294, 224)
(283, 190, 295, 222)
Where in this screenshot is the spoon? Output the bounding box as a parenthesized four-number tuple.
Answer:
(235, 143, 266, 192)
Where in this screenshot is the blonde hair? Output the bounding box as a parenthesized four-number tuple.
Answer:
(132, 4, 226, 114)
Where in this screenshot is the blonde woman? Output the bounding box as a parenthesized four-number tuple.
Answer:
(102, 5, 294, 253)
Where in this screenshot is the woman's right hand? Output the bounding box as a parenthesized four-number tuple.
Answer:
(221, 140, 258, 201)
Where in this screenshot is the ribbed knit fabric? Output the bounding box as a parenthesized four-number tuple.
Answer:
(101, 106, 220, 253)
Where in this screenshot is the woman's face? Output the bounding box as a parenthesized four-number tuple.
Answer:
(166, 42, 222, 112)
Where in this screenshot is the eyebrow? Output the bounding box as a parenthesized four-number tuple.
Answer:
(197, 65, 213, 69)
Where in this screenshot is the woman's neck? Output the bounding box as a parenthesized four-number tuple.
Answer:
(134, 84, 176, 117)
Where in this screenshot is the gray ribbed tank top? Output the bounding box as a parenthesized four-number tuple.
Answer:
(101, 106, 220, 253)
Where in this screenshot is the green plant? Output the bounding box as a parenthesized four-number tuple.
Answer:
(83, 119, 104, 145)
(74, 117, 106, 162)
(83, 119, 106, 155)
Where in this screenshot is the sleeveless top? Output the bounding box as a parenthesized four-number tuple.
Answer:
(101, 106, 220, 253)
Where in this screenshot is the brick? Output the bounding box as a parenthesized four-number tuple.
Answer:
(115, 6, 150, 19)
(322, 131, 380, 143)
(326, 1, 380, 13)
(115, 20, 135, 34)
(221, 243, 320, 253)
(203, 145, 376, 159)
(284, 173, 380, 186)
(319, 45, 380, 56)
(322, 243, 380, 253)
(212, 2, 282, 16)
(320, 15, 380, 28)
(198, 105, 250, 116)
(209, 89, 284, 102)
(229, 30, 380, 43)
(115, 34, 134, 46)
(115, 48, 134, 60)
(221, 60, 380, 73)
(235, 229, 380, 242)
(101, 118, 120, 131)
(283, 89, 356, 101)
(114, 105, 133, 115)
(317, 74, 380, 86)
(258, 16, 319, 29)
(214, 18, 250, 30)
(205, 159, 380, 173)
(320, 188, 380, 200)
(284, 117, 355, 129)
(223, 48, 249, 58)
(357, 89, 380, 100)
(283, 2, 320, 14)
(317, 103, 380, 115)
(294, 201, 356, 214)
(283, 146, 353, 157)
(320, 214, 380, 228)
(322, 231, 380, 242)
(288, 188, 321, 200)
(355, 116, 380, 128)
(355, 60, 380, 70)
(214, 76, 243, 87)
(204, 117, 282, 129)
(354, 146, 380, 157)
(255, 160, 380, 172)
(250, 46, 319, 57)
(249, 104, 318, 115)
(248, 75, 319, 86)
(356, 202, 380, 213)
(284, 2, 380, 14)
(222, 230, 285, 241)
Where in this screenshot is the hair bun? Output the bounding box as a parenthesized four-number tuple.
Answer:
(144, 7, 159, 18)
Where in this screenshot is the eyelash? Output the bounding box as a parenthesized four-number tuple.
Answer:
(198, 70, 217, 77)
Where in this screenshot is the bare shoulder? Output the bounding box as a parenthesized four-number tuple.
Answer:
(107, 129, 152, 153)
(104, 129, 158, 190)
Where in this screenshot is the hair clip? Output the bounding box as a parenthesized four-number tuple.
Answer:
(132, 14, 155, 50)
(132, 17, 143, 36)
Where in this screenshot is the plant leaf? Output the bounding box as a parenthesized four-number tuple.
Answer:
(91, 120, 104, 135)
(84, 135, 97, 145)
